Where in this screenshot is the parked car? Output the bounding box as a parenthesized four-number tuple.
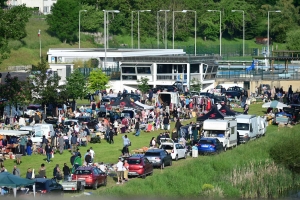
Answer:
(159, 138, 187, 161)
(144, 149, 172, 169)
(127, 154, 153, 179)
(197, 138, 223, 155)
(225, 86, 247, 99)
(72, 166, 107, 190)
(199, 92, 214, 99)
(28, 178, 63, 196)
(76, 116, 98, 129)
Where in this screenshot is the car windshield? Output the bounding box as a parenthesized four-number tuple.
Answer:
(74, 170, 92, 175)
(160, 145, 173, 150)
(145, 152, 160, 157)
(199, 140, 215, 145)
(127, 159, 141, 164)
(237, 123, 249, 130)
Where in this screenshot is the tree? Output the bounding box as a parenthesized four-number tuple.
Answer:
(286, 29, 300, 50)
(80, 4, 103, 32)
(46, 0, 81, 43)
(87, 69, 109, 93)
(0, 5, 31, 63)
(137, 77, 150, 94)
(190, 78, 202, 92)
(29, 59, 65, 107)
(66, 69, 87, 101)
(0, 76, 30, 115)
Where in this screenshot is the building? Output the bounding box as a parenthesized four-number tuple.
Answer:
(47, 48, 219, 92)
(6, 0, 56, 14)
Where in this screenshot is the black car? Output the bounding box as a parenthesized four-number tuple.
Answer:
(144, 149, 172, 169)
(29, 178, 63, 196)
(76, 116, 98, 129)
(200, 92, 215, 99)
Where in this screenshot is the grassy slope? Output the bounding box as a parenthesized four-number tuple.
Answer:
(0, 17, 287, 71)
(3, 103, 300, 198)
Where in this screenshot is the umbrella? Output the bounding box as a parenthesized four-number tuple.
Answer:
(262, 100, 288, 109)
(0, 172, 35, 197)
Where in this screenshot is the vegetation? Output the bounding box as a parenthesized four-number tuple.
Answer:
(87, 69, 109, 92)
(137, 77, 150, 94)
(190, 78, 202, 92)
(65, 69, 87, 101)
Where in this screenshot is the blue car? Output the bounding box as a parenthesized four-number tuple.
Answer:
(198, 138, 223, 155)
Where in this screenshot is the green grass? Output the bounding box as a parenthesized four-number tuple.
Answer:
(3, 103, 300, 198)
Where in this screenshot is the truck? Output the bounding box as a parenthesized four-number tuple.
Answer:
(155, 92, 182, 112)
(202, 119, 238, 151)
(236, 114, 258, 143)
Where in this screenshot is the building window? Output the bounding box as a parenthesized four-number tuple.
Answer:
(157, 64, 172, 74)
(121, 67, 136, 74)
(122, 75, 137, 80)
(190, 64, 199, 73)
(43, 6, 49, 13)
(137, 67, 151, 74)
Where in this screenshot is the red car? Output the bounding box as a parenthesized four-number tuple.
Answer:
(72, 166, 107, 190)
(127, 154, 153, 179)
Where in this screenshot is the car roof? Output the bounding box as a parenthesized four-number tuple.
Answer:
(129, 154, 144, 159)
(145, 149, 164, 153)
(76, 166, 94, 170)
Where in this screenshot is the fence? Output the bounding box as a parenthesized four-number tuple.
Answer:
(216, 66, 300, 80)
(78, 67, 120, 80)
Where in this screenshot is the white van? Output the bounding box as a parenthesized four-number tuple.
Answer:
(19, 125, 53, 143)
(155, 92, 181, 111)
(202, 119, 238, 151)
(34, 124, 55, 137)
(236, 115, 258, 143)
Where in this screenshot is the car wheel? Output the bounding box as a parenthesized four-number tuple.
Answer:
(102, 177, 107, 186)
(169, 160, 172, 166)
(175, 155, 178, 161)
(93, 180, 98, 190)
(224, 146, 227, 152)
(161, 162, 165, 169)
(142, 174, 146, 179)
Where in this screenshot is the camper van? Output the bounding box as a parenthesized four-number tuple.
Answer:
(202, 119, 238, 151)
(155, 92, 181, 112)
(236, 115, 258, 143)
(19, 124, 54, 143)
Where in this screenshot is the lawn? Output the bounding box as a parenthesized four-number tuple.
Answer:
(3, 103, 300, 198)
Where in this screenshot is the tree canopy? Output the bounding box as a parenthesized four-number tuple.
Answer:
(66, 69, 87, 100)
(87, 69, 109, 93)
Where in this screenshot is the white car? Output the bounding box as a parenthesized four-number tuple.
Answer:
(159, 138, 187, 161)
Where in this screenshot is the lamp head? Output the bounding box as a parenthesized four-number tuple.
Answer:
(275, 10, 281, 12)
(140, 10, 151, 12)
(159, 10, 170, 12)
(182, 10, 188, 13)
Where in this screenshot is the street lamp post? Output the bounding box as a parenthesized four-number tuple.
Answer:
(157, 10, 170, 49)
(105, 10, 120, 49)
(103, 10, 120, 68)
(183, 10, 197, 56)
(131, 11, 135, 49)
(172, 10, 187, 49)
(137, 10, 151, 49)
(79, 10, 87, 49)
(207, 10, 222, 57)
(232, 10, 244, 57)
(268, 10, 281, 57)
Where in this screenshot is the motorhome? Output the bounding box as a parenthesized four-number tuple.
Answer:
(236, 115, 258, 143)
(19, 124, 54, 143)
(155, 92, 182, 112)
(202, 119, 238, 151)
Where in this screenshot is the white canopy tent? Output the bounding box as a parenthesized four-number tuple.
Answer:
(134, 101, 154, 110)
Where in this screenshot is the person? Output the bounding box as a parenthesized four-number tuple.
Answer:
(89, 147, 95, 162)
(134, 119, 140, 136)
(109, 127, 114, 144)
(63, 163, 70, 181)
(37, 163, 46, 178)
(70, 134, 77, 153)
(123, 160, 129, 182)
(85, 152, 92, 165)
(26, 137, 33, 156)
(75, 148, 82, 158)
(148, 89, 153, 103)
(116, 158, 124, 184)
(45, 143, 52, 163)
(12, 166, 20, 177)
(174, 118, 182, 138)
(122, 135, 130, 147)
(156, 133, 162, 146)
(149, 137, 156, 148)
(99, 162, 107, 173)
(53, 164, 59, 179)
(34, 113, 40, 124)
(243, 104, 249, 114)
(58, 134, 64, 154)
(26, 168, 33, 179)
(20, 136, 27, 156)
(288, 85, 293, 104)
(163, 115, 170, 130)
(70, 152, 77, 166)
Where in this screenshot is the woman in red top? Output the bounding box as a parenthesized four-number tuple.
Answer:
(206, 98, 211, 111)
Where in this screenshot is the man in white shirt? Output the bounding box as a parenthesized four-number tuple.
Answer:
(99, 162, 107, 172)
(89, 147, 95, 162)
(116, 158, 124, 184)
